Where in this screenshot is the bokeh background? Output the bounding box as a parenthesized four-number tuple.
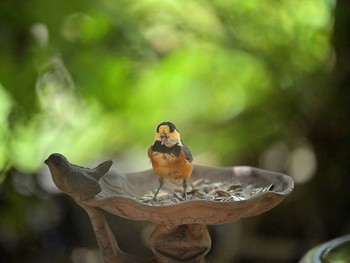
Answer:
(1, 0, 349, 262)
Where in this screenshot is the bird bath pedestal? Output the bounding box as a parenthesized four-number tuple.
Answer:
(45, 154, 294, 263)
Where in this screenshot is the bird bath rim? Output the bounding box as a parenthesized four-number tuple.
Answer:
(82, 164, 294, 225)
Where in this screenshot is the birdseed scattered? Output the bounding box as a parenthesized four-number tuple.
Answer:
(138, 179, 274, 206)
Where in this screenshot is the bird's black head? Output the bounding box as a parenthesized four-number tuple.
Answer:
(156, 122, 177, 133)
(154, 121, 181, 145)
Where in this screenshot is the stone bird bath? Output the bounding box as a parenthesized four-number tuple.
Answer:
(45, 153, 294, 263)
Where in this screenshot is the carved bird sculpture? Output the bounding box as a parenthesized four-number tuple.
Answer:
(45, 153, 113, 201)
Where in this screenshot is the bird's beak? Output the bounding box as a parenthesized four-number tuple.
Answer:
(44, 159, 49, 165)
(160, 132, 168, 144)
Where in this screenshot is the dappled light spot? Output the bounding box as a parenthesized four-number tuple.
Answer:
(30, 23, 49, 47)
(71, 247, 103, 263)
(288, 143, 317, 184)
(61, 13, 93, 43)
(259, 141, 289, 172)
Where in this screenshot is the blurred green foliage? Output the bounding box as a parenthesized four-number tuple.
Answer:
(0, 0, 333, 175)
(0, 0, 342, 262)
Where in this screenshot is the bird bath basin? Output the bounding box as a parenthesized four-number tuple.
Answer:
(45, 154, 294, 263)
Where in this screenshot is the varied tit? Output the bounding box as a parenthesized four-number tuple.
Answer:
(148, 122, 193, 201)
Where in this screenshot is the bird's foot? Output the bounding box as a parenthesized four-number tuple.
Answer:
(183, 191, 188, 201)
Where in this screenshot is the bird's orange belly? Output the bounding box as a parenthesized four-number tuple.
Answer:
(151, 153, 193, 181)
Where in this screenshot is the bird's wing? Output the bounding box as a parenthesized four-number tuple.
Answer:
(67, 169, 102, 200)
(74, 160, 112, 180)
(182, 143, 193, 163)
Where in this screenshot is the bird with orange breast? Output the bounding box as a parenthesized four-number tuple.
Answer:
(148, 122, 193, 201)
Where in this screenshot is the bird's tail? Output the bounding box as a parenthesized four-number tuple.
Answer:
(92, 160, 113, 180)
